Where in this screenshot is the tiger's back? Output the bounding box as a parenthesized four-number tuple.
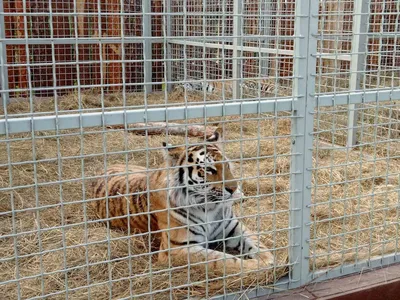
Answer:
(173, 77, 280, 96)
(91, 164, 159, 232)
(89, 131, 275, 273)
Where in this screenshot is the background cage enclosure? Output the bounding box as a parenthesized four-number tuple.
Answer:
(0, 0, 399, 299)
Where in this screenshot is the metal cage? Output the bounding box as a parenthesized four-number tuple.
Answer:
(1, 0, 399, 299)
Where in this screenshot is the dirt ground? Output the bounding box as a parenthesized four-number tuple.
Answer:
(1, 89, 399, 299)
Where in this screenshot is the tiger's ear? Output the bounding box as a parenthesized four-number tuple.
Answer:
(162, 142, 182, 166)
(206, 125, 224, 143)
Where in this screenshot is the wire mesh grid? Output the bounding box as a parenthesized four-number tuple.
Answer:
(169, 0, 295, 101)
(0, 0, 400, 299)
(0, 0, 298, 299)
(0, 117, 295, 299)
(310, 102, 400, 272)
(309, 0, 400, 281)
(314, 0, 400, 148)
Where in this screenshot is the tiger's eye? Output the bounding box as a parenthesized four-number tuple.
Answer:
(206, 167, 217, 175)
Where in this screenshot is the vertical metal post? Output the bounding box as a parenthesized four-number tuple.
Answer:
(143, 0, 153, 94)
(165, 0, 173, 92)
(289, 0, 318, 288)
(260, 0, 273, 77)
(347, 0, 370, 147)
(232, 0, 241, 100)
(0, 0, 10, 104)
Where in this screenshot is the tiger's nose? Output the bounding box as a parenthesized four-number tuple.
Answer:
(225, 186, 237, 194)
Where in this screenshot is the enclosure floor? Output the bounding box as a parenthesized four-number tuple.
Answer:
(1, 91, 399, 299)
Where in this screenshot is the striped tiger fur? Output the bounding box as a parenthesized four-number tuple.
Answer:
(91, 129, 274, 273)
(173, 81, 215, 93)
(206, 79, 278, 96)
(174, 78, 280, 96)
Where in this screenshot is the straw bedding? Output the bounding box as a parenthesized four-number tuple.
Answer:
(1, 89, 399, 299)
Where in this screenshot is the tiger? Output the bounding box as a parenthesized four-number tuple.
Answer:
(174, 78, 280, 97)
(90, 128, 274, 274)
(172, 80, 215, 93)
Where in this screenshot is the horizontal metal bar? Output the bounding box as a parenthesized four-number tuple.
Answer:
(170, 39, 295, 55)
(2, 88, 399, 135)
(1, 35, 296, 46)
(1, 37, 160, 44)
(169, 39, 351, 61)
(3, 88, 399, 135)
(0, 37, 355, 61)
(309, 253, 400, 283)
(0, 12, 294, 18)
(0, 99, 294, 135)
(1, 36, 237, 45)
(314, 53, 352, 60)
(316, 88, 400, 107)
(4, 55, 235, 68)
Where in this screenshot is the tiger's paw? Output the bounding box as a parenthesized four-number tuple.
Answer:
(242, 251, 275, 271)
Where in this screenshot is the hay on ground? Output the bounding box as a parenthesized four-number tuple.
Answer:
(1, 90, 400, 299)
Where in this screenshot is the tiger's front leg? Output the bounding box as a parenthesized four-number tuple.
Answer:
(157, 229, 272, 274)
(221, 218, 275, 268)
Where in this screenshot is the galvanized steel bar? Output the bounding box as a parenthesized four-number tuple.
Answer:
(142, 0, 153, 94)
(169, 39, 352, 61)
(347, 0, 370, 147)
(232, 0, 241, 100)
(289, 0, 319, 288)
(317, 88, 400, 106)
(3, 87, 399, 135)
(0, 99, 294, 135)
(0, 0, 9, 105)
(165, 0, 173, 92)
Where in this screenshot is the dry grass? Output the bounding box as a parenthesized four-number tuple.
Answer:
(0, 88, 222, 119)
(1, 89, 400, 299)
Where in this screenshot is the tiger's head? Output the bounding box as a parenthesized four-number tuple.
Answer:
(162, 128, 242, 206)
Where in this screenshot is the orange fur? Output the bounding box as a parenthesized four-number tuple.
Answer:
(91, 130, 274, 274)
